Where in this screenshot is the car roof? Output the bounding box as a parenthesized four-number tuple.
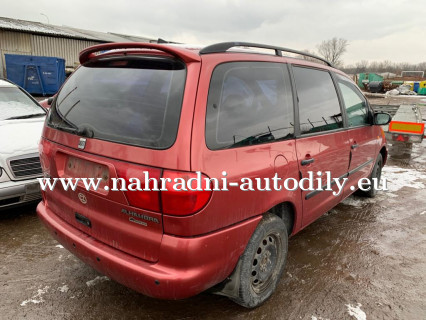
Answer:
(0, 79, 17, 88)
(79, 42, 336, 70)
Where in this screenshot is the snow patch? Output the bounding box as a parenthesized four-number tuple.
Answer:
(386, 193, 398, 198)
(420, 211, 426, 215)
(382, 166, 426, 192)
(341, 193, 384, 207)
(55, 245, 64, 249)
(20, 286, 50, 306)
(58, 285, 69, 293)
(342, 197, 365, 207)
(0, 117, 44, 156)
(346, 303, 367, 320)
(86, 276, 109, 287)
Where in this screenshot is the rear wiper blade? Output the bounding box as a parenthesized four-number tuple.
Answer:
(77, 125, 94, 138)
(6, 113, 46, 120)
(50, 123, 80, 134)
(50, 123, 94, 138)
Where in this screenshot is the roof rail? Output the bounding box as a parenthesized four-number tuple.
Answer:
(199, 42, 333, 67)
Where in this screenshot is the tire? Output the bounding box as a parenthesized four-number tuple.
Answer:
(358, 153, 383, 198)
(231, 214, 288, 308)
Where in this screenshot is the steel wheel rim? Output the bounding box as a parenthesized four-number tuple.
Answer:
(250, 232, 283, 294)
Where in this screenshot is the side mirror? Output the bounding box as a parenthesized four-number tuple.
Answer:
(374, 112, 392, 125)
(47, 97, 54, 105)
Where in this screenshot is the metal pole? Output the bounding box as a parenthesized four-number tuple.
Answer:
(40, 13, 50, 24)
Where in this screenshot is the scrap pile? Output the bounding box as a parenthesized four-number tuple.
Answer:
(357, 72, 426, 95)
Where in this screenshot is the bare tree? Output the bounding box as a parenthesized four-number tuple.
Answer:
(342, 60, 426, 76)
(355, 60, 369, 73)
(317, 38, 348, 66)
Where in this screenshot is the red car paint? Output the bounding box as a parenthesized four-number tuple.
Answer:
(38, 98, 50, 109)
(37, 42, 388, 300)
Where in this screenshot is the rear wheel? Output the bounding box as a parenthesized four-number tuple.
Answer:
(358, 153, 383, 198)
(231, 214, 288, 308)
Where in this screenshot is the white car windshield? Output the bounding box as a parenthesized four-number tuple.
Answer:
(0, 87, 46, 121)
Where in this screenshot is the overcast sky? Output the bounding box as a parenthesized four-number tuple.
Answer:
(2, 0, 425, 65)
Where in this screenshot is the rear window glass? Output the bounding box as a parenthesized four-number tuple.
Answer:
(293, 66, 343, 134)
(48, 56, 186, 149)
(205, 62, 294, 150)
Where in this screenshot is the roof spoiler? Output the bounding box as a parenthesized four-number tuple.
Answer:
(199, 42, 333, 67)
(79, 42, 200, 64)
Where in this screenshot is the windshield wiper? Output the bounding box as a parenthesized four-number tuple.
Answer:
(5, 113, 46, 120)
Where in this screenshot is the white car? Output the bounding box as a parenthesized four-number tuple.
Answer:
(0, 79, 46, 210)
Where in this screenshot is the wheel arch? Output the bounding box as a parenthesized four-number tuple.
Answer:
(379, 145, 387, 166)
(268, 201, 296, 236)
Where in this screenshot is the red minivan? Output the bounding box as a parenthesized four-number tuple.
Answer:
(37, 42, 391, 308)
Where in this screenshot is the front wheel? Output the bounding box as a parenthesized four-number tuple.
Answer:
(358, 153, 383, 198)
(231, 214, 288, 308)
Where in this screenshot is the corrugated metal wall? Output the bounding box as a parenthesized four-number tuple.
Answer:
(0, 31, 32, 77)
(31, 35, 100, 68)
(0, 31, 32, 53)
(0, 30, 102, 77)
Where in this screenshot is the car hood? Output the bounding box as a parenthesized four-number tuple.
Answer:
(0, 117, 45, 159)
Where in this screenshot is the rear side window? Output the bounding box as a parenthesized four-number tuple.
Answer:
(335, 74, 370, 127)
(205, 62, 294, 150)
(48, 56, 186, 149)
(293, 67, 343, 134)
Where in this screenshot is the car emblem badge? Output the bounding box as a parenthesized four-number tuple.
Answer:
(78, 138, 86, 150)
(78, 193, 87, 204)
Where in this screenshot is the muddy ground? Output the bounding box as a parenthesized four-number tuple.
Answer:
(1, 104, 426, 319)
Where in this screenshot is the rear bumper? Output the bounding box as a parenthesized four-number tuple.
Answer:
(37, 201, 260, 299)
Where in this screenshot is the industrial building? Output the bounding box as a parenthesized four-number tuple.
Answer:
(0, 17, 157, 78)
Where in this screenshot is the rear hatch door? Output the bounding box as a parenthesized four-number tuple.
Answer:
(41, 52, 197, 262)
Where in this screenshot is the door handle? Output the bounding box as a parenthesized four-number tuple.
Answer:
(351, 144, 359, 149)
(301, 158, 315, 166)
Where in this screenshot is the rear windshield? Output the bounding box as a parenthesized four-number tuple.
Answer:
(48, 55, 186, 149)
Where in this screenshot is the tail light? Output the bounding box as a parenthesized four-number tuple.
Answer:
(116, 164, 211, 216)
(39, 139, 52, 177)
(38, 139, 52, 203)
(161, 170, 212, 216)
(395, 134, 409, 142)
(116, 163, 161, 212)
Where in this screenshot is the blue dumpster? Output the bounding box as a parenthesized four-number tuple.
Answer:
(5, 54, 65, 95)
(413, 82, 420, 93)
